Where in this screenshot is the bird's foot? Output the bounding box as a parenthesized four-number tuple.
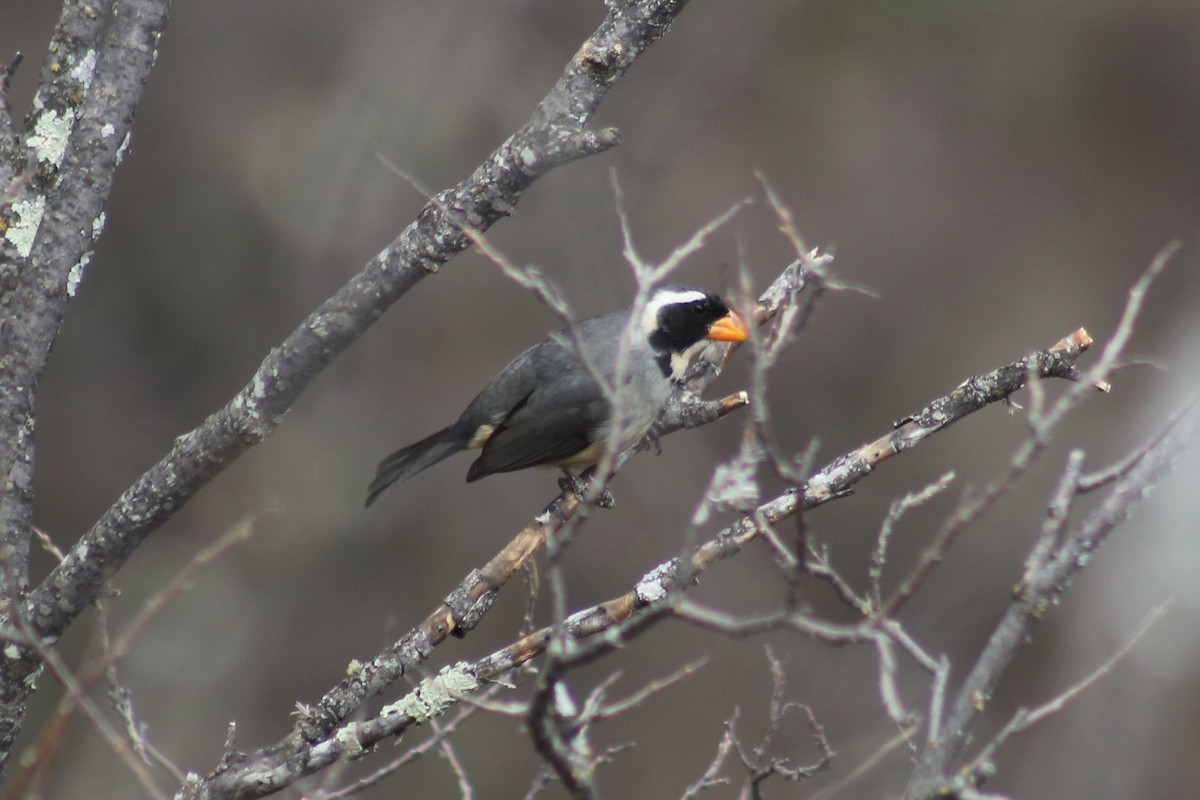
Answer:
(640, 426, 663, 456)
(559, 471, 615, 509)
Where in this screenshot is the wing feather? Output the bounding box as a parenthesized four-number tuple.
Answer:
(466, 380, 607, 480)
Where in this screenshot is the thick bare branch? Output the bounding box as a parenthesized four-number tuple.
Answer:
(24, 0, 690, 666)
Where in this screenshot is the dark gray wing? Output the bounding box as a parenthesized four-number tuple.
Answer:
(461, 317, 624, 480)
(465, 369, 608, 480)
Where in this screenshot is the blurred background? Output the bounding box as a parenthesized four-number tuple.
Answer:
(5, 1, 1200, 797)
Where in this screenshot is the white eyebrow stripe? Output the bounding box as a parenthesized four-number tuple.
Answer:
(647, 288, 708, 310)
(640, 288, 709, 336)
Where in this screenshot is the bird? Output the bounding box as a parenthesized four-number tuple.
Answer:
(365, 284, 749, 506)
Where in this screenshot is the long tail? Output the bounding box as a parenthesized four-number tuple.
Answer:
(365, 426, 464, 506)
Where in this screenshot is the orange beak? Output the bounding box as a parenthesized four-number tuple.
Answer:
(706, 310, 749, 343)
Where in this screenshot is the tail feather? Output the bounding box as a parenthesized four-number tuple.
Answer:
(365, 427, 463, 506)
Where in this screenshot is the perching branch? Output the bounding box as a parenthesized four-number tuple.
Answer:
(190, 321, 1097, 800)
(470, 331, 1098, 675)
(3, 0, 694, 789)
(181, 250, 811, 800)
(26, 0, 692, 648)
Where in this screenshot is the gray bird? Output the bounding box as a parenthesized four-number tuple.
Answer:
(366, 284, 748, 506)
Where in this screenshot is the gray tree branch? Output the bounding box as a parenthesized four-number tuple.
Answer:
(177, 251, 810, 800)
(0, 0, 692, 788)
(0, 0, 172, 779)
(902, 400, 1197, 799)
(25, 0, 690, 644)
(204, 322, 1098, 800)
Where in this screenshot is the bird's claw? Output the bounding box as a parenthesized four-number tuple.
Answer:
(559, 471, 615, 509)
(641, 427, 663, 456)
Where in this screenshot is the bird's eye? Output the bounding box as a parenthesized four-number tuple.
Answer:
(691, 300, 708, 316)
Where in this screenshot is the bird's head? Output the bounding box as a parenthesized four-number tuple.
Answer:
(641, 285, 749, 382)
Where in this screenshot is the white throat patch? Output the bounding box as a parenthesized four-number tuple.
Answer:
(670, 338, 721, 382)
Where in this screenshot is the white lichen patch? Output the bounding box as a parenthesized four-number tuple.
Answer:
(27, 108, 73, 168)
(635, 562, 675, 603)
(67, 48, 98, 89)
(334, 722, 365, 759)
(5, 195, 47, 258)
(116, 131, 132, 164)
(379, 662, 480, 725)
(23, 664, 43, 688)
(68, 253, 90, 297)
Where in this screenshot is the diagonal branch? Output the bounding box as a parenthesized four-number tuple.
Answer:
(898, 246, 1188, 799)
(209, 326, 1097, 800)
(901, 400, 1197, 799)
(292, 257, 777, 756)
(465, 335, 1098, 680)
(184, 255, 808, 800)
(25, 0, 693, 646)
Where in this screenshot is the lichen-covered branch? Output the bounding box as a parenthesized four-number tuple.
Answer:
(0, 0, 172, 781)
(179, 251, 808, 800)
(27, 0, 693, 649)
(196, 326, 1096, 800)
(4, 0, 694, 789)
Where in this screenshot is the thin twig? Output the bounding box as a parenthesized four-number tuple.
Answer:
(804, 726, 916, 800)
(964, 600, 1174, 786)
(6, 516, 257, 797)
(28, 636, 169, 800)
(903, 390, 1196, 798)
(868, 472, 956, 613)
(681, 715, 736, 799)
(585, 659, 707, 722)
